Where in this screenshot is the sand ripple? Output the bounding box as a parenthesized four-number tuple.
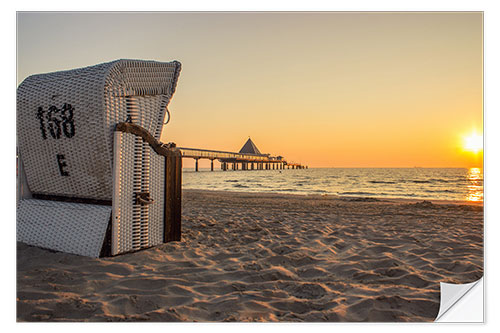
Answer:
(17, 190, 483, 322)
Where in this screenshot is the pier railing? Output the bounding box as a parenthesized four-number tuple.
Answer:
(178, 147, 279, 162)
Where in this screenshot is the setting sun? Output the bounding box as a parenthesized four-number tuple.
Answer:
(463, 132, 483, 153)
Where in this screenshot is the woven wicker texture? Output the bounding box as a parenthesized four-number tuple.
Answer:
(17, 59, 181, 201)
(149, 147, 165, 246)
(17, 199, 111, 258)
(112, 132, 165, 255)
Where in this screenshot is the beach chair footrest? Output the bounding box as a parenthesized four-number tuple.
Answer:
(17, 199, 111, 258)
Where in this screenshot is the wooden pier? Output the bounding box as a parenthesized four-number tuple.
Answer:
(177, 138, 307, 172)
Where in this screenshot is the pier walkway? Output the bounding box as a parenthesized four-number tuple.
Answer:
(177, 138, 306, 171)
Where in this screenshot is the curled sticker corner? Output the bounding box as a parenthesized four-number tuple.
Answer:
(435, 277, 483, 322)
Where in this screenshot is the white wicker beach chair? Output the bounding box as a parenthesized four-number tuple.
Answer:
(17, 59, 182, 257)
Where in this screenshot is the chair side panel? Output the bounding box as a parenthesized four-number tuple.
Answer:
(149, 147, 165, 247)
(112, 132, 165, 255)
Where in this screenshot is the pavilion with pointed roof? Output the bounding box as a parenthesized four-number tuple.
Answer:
(239, 137, 263, 155)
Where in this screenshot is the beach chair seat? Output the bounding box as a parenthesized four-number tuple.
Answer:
(17, 59, 182, 257)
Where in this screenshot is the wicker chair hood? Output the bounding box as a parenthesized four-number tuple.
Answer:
(17, 59, 182, 201)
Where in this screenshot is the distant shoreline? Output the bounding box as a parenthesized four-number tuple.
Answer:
(182, 188, 483, 207)
(182, 167, 476, 170)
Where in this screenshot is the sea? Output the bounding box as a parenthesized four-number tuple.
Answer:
(182, 167, 483, 202)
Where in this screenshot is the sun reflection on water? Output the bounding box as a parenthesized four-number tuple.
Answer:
(466, 167, 483, 202)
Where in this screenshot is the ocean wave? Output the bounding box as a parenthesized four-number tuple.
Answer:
(338, 191, 376, 196)
(423, 189, 459, 193)
(369, 180, 397, 184)
(428, 178, 452, 183)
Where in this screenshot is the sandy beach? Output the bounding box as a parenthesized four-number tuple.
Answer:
(17, 189, 483, 322)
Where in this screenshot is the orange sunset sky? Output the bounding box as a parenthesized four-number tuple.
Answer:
(17, 12, 483, 168)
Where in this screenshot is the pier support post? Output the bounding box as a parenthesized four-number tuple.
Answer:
(195, 158, 199, 172)
(251, 163, 254, 170)
(210, 159, 214, 171)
